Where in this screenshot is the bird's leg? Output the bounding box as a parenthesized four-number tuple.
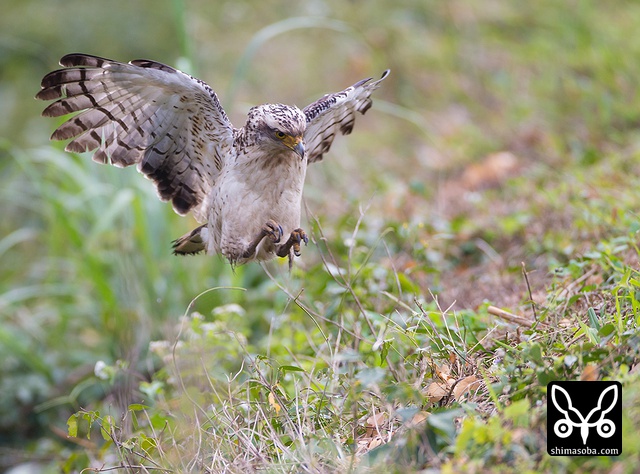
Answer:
(276, 228, 309, 260)
(241, 219, 284, 259)
(172, 224, 207, 255)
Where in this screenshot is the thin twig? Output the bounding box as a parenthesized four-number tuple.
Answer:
(521, 262, 538, 321)
(487, 305, 549, 328)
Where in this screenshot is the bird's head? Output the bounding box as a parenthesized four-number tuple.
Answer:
(247, 104, 307, 159)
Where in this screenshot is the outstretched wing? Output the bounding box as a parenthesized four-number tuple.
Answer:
(302, 70, 390, 164)
(36, 53, 234, 222)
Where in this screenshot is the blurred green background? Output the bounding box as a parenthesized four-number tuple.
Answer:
(3, 0, 640, 469)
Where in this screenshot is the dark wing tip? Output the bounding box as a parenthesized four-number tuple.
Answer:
(36, 54, 114, 100)
(351, 69, 390, 89)
(129, 59, 177, 73)
(352, 76, 374, 88)
(37, 70, 67, 96)
(172, 193, 196, 216)
(35, 85, 61, 101)
(59, 53, 113, 68)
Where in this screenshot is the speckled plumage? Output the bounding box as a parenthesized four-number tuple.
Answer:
(37, 53, 389, 265)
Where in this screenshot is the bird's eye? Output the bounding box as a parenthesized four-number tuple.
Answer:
(275, 131, 286, 139)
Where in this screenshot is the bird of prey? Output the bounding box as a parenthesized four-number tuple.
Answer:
(37, 54, 389, 266)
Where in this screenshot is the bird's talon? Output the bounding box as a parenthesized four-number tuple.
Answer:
(291, 228, 307, 257)
(264, 220, 283, 243)
(275, 227, 308, 259)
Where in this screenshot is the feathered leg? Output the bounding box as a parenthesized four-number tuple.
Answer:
(172, 224, 208, 255)
(241, 220, 284, 260)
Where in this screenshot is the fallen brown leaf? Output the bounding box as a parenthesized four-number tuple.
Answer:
(425, 380, 452, 403)
(409, 411, 430, 426)
(460, 151, 520, 190)
(580, 364, 599, 381)
(452, 375, 482, 401)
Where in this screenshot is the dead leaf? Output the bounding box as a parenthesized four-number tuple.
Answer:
(558, 318, 573, 328)
(586, 273, 603, 287)
(364, 412, 388, 437)
(366, 412, 387, 428)
(357, 412, 391, 456)
(460, 151, 520, 190)
(580, 364, 599, 381)
(356, 435, 385, 456)
(366, 436, 383, 450)
(409, 411, 430, 426)
(425, 381, 452, 403)
(435, 363, 454, 382)
(268, 392, 281, 414)
(452, 375, 482, 400)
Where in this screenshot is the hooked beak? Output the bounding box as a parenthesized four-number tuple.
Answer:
(292, 139, 305, 159)
(281, 134, 305, 159)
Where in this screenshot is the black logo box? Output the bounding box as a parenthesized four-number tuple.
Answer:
(547, 381, 622, 456)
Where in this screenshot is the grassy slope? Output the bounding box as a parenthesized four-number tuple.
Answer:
(1, 0, 640, 472)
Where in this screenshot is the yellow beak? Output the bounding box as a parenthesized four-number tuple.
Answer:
(283, 135, 305, 159)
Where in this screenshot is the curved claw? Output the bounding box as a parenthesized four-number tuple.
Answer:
(264, 220, 283, 244)
(240, 220, 285, 260)
(275, 227, 309, 259)
(291, 228, 308, 257)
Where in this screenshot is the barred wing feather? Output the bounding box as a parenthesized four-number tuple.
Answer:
(37, 53, 234, 222)
(302, 70, 389, 164)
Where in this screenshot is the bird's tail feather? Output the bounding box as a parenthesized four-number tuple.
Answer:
(172, 224, 207, 255)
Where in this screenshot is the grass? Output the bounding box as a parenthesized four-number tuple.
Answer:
(2, 0, 640, 472)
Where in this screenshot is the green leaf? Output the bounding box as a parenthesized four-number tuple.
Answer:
(536, 370, 555, 386)
(577, 320, 600, 344)
(279, 365, 305, 373)
(128, 403, 149, 412)
(82, 412, 95, 439)
(380, 340, 391, 366)
(67, 414, 78, 438)
(398, 272, 419, 293)
(598, 323, 615, 337)
(503, 399, 530, 427)
(139, 433, 158, 454)
(101, 415, 115, 441)
(355, 367, 386, 387)
(527, 343, 543, 365)
(428, 408, 464, 444)
(587, 307, 601, 330)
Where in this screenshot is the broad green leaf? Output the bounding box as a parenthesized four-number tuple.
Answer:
(67, 414, 78, 438)
(101, 415, 115, 441)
